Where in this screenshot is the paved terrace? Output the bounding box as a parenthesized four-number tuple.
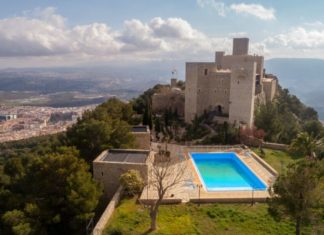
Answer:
(139, 143, 278, 204)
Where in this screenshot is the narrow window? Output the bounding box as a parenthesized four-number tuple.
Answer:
(204, 68, 208, 76)
(101, 172, 104, 176)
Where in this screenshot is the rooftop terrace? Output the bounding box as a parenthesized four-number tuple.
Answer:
(100, 149, 150, 164)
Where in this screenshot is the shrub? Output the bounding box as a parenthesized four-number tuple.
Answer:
(119, 170, 144, 196)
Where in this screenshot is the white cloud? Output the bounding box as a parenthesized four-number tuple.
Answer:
(265, 27, 324, 49)
(230, 3, 275, 21)
(0, 16, 71, 57)
(0, 8, 236, 63)
(260, 22, 324, 58)
(150, 17, 204, 40)
(197, 1, 275, 21)
(10, 7, 324, 67)
(197, 0, 226, 17)
(71, 23, 122, 55)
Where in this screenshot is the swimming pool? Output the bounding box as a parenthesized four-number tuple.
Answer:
(190, 152, 267, 191)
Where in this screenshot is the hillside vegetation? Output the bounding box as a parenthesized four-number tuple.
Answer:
(0, 98, 139, 235)
(255, 87, 324, 145)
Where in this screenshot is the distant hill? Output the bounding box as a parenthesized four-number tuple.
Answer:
(0, 66, 166, 107)
(265, 58, 324, 119)
(1, 58, 323, 120)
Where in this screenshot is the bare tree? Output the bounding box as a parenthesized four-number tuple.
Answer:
(148, 146, 188, 231)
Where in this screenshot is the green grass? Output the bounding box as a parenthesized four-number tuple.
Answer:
(251, 147, 303, 172)
(104, 197, 313, 235)
(104, 148, 311, 235)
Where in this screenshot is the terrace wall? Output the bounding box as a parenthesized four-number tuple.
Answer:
(93, 161, 149, 199)
(92, 186, 123, 235)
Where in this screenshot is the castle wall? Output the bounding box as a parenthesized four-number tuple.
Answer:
(185, 62, 233, 122)
(196, 70, 231, 115)
(229, 61, 256, 127)
(233, 38, 249, 55)
(221, 55, 264, 78)
(262, 78, 277, 102)
(185, 63, 200, 122)
(152, 90, 185, 117)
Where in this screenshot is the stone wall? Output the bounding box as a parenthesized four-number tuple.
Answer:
(229, 62, 256, 127)
(196, 70, 231, 115)
(263, 142, 288, 151)
(92, 186, 123, 235)
(185, 62, 202, 122)
(242, 137, 288, 151)
(185, 62, 232, 122)
(221, 55, 264, 78)
(233, 38, 249, 55)
(93, 151, 153, 199)
(262, 78, 277, 102)
(133, 132, 151, 150)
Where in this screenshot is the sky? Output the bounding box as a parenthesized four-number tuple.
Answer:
(1, 0, 324, 68)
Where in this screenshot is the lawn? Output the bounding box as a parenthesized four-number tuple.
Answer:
(251, 147, 303, 172)
(104, 197, 310, 235)
(104, 148, 311, 235)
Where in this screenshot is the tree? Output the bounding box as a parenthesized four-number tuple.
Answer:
(289, 132, 323, 160)
(148, 148, 188, 231)
(254, 87, 323, 144)
(254, 102, 281, 142)
(302, 120, 324, 138)
(120, 170, 144, 196)
(66, 97, 137, 162)
(67, 118, 135, 162)
(268, 160, 323, 235)
(1, 147, 102, 234)
(142, 97, 153, 129)
(154, 116, 161, 140)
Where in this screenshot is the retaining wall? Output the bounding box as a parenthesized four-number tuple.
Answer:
(92, 186, 123, 235)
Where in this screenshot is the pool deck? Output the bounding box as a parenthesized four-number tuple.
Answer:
(139, 143, 278, 204)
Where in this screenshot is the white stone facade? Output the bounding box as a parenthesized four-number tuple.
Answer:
(185, 38, 277, 127)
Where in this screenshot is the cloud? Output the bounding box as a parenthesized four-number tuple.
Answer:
(260, 22, 324, 58)
(265, 27, 324, 49)
(0, 8, 235, 62)
(230, 3, 275, 21)
(10, 6, 324, 67)
(197, 0, 226, 17)
(196, 1, 275, 21)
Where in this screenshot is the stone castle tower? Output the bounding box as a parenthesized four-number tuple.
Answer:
(185, 38, 277, 127)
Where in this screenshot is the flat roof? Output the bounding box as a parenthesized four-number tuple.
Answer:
(131, 126, 148, 133)
(101, 149, 149, 164)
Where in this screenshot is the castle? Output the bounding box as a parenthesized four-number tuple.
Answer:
(185, 38, 277, 127)
(152, 78, 185, 117)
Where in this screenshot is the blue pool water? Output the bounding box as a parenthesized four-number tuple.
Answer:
(191, 152, 267, 191)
